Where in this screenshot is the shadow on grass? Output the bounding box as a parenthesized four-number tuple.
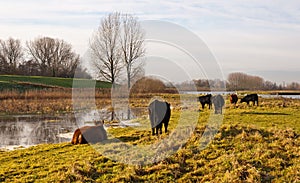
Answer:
(113, 135, 141, 143)
(219, 125, 275, 140)
(241, 112, 290, 116)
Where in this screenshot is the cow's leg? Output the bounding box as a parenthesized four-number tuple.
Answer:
(201, 103, 205, 109)
(164, 122, 168, 133)
(152, 128, 155, 135)
(81, 134, 88, 144)
(78, 134, 83, 144)
(155, 126, 159, 135)
(158, 123, 162, 134)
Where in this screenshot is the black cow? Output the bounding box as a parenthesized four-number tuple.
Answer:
(212, 94, 225, 114)
(230, 94, 238, 105)
(240, 94, 259, 106)
(148, 100, 171, 135)
(198, 94, 212, 109)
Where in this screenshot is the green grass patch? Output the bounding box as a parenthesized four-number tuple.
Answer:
(0, 75, 112, 90)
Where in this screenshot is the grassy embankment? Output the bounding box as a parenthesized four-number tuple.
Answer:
(0, 75, 112, 90)
(0, 91, 299, 182)
(0, 75, 112, 114)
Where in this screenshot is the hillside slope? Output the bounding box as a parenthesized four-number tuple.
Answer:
(0, 75, 112, 90)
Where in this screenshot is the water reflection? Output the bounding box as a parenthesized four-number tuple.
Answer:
(0, 115, 77, 150)
(0, 107, 148, 151)
(259, 94, 300, 99)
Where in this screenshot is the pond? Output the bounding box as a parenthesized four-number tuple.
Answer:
(259, 94, 300, 99)
(0, 107, 147, 151)
(0, 114, 78, 150)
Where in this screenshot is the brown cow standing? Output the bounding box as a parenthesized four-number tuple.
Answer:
(230, 94, 238, 105)
(71, 120, 107, 145)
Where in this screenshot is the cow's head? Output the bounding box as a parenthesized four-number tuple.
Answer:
(94, 120, 104, 126)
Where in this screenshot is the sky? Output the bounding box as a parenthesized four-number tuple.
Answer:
(0, 0, 299, 84)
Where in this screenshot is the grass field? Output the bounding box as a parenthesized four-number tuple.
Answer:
(0, 75, 112, 90)
(0, 94, 299, 182)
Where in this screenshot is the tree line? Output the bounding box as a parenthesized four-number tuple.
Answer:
(227, 72, 300, 91)
(177, 72, 300, 91)
(0, 37, 90, 78)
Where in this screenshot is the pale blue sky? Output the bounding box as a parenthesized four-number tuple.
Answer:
(0, 0, 299, 84)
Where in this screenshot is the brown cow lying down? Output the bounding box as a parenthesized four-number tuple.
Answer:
(71, 120, 107, 145)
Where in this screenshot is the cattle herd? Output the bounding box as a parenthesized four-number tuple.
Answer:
(71, 93, 259, 143)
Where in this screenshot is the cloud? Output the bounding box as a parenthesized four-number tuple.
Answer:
(0, 0, 299, 82)
(2, 0, 300, 32)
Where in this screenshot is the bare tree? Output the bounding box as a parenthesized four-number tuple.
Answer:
(120, 14, 145, 89)
(90, 13, 145, 85)
(119, 14, 145, 119)
(26, 37, 79, 77)
(89, 12, 122, 84)
(286, 82, 300, 90)
(59, 52, 80, 78)
(89, 13, 123, 121)
(90, 13, 145, 120)
(228, 72, 264, 90)
(227, 72, 242, 90)
(18, 59, 40, 76)
(0, 38, 23, 74)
